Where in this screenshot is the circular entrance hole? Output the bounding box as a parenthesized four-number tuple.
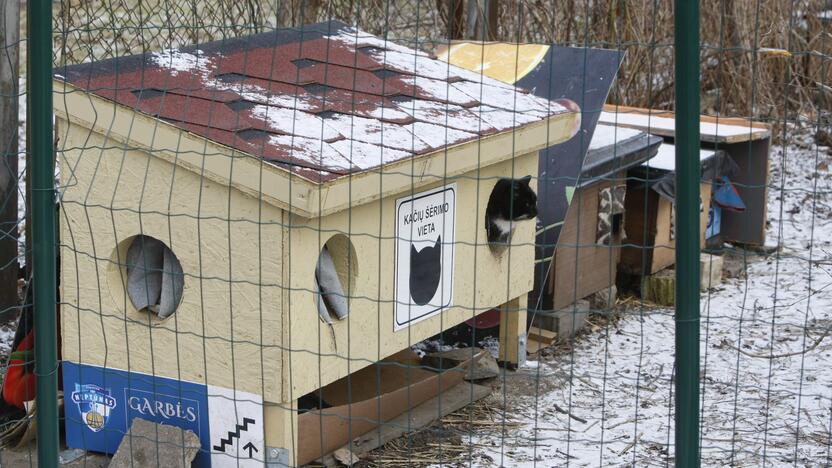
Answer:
(314, 235, 357, 323)
(112, 235, 184, 319)
(485, 176, 538, 250)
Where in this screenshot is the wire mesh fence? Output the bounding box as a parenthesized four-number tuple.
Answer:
(0, 0, 829, 466)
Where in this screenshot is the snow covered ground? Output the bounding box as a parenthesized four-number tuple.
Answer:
(455, 127, 832, 467)
(8, 23, 830, 464)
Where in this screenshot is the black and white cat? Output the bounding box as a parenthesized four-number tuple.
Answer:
(485, 176, 538, 244)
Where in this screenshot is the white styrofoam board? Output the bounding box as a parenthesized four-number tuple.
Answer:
(645, 142, 717, 172)
(599, 111, 768, 140)
(588, 124, 644, 151)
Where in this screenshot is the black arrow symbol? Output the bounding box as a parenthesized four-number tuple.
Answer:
(242, 442, 258, 458)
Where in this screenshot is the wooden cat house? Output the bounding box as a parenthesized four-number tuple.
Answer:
(54, 21, 579, 466)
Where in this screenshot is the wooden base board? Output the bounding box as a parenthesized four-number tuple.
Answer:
(325, 382, 491, 460)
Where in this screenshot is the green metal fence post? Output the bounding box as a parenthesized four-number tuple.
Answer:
(674, 0, 701, 466)
(29, 0, 59, 465)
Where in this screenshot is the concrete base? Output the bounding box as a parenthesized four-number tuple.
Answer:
(700, 253, 723, 290)
(110, 418, 200, 468)
(588, 285, 617, 312)
(642, 255, 724, 306)
(643, 269, 675, 306)
(533, 300, 590, 339)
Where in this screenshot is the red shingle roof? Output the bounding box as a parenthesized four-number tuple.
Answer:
(57, 21, 576, 182)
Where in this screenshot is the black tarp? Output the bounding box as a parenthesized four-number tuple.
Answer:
(520, 46, 625, 314)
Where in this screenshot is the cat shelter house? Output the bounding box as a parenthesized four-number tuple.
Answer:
(53, 21, 580, 467)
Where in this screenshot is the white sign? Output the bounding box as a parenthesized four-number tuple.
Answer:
(208, 386, 265, 467)
(394, 184, 456, 331)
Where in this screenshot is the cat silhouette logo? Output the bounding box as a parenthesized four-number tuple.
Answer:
(409, 236, 442, 305)
(395, 185, 456, 331)
(71, 383, 116, 432)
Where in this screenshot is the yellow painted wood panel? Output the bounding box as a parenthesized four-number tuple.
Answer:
(59, 118, 284, 400)
(285, 155, 537, 399)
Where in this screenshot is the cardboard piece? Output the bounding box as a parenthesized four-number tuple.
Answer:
(297, 349, 484, 465)
(527, 326, 557, 345)
(526, 338, 550, 354)
(337, 382, 491, 458)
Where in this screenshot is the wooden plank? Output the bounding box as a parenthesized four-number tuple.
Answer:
(526, 337, 552, 354)
(338, 382, 491, 457)
(620, 183, 658, 275)
(600, 104, 770, 144)
(603, 104, 769, 130)
(527, 326, 557, 344)
(498, 295, 527, 367)
(264, 399, 298, 466)
(624, 181, 713, 275)
(718, 138, 770, 245)
(549, 175, 623, 310)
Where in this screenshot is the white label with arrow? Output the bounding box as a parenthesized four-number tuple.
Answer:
(208, 386, 264, 467)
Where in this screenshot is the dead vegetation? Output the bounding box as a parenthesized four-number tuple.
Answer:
(51, 0, 830, 135)
(496, 0, 830, 122)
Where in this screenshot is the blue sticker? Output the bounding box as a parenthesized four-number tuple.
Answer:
(70, 383, 117, 433)
(706, 205, 722, 238)
(63, 362, 212, 467)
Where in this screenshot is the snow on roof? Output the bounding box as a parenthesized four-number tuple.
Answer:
(588, 124, 644, 150)
(646, 142, 717, 172)
(598, 110, 769, 142)
(56, 21, 573, 182)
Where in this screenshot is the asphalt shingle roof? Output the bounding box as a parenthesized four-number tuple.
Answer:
(57, 21, 574, 182)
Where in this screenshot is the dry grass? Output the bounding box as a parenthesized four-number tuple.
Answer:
(358, 396, 522, 467)
(495, 0, 829, 128)
(51, 0, 828, 129)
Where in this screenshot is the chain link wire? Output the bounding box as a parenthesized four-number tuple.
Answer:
(0, 0, 829, 466)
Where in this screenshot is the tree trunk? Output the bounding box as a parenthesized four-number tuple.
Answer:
(0, 0, 21, 320)
(444, 0, 466, 40)
(485, 0, 500, 41)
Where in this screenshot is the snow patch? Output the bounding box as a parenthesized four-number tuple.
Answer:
(459, 126, 832, 467)
(394, 98, 495, 134)
(329, 139, 411, 170)
(588, 124, 644, 150)
(406, 121, 477, 150)
(452, 80, 556, 117)
(217, 81, 317, 112)
(0, 325, 15, 358)
(149, 49, 213, 76)
(326, 27, 431, 58)
(323, 113, 429, 152)
(467, 105, 541, 131)
(249, 105, 340, 141)
(268, 135, 352, 171)
(599, 111, 769, 139)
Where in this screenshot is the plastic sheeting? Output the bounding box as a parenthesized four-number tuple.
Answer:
(126, 235, 184, 319)
(315, 246, 349, 322)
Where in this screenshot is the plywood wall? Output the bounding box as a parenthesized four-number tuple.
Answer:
(285, 155, 537, 399)
(59, 119, 285, 400)
(60, 117, 538, 404)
